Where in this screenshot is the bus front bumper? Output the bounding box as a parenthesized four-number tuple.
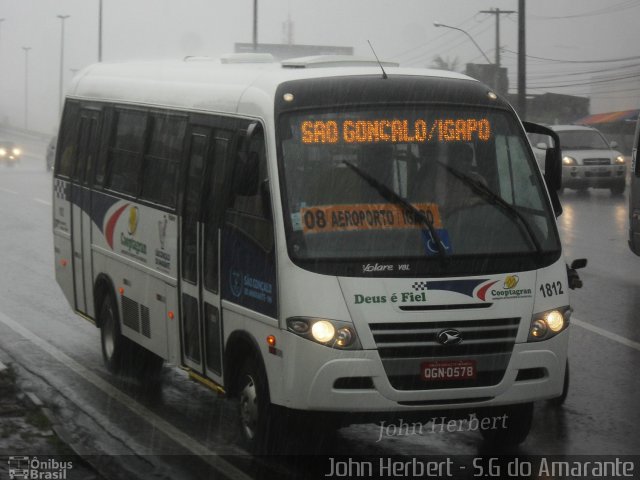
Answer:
(275, 329, 568, 412)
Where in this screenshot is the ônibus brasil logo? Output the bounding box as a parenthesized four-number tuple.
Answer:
(7, 456, 73, 479)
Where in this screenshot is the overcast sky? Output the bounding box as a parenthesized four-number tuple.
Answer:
(1, 0, 639, 133)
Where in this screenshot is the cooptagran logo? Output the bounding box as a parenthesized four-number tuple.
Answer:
(504, 275, 519, 289)
(128, 206, 139, 235)
(476, 275, 531, 301)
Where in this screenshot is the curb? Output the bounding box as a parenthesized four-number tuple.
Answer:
(21, 391, 106, 479)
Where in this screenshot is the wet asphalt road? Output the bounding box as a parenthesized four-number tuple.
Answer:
(0, 133, 638, 479)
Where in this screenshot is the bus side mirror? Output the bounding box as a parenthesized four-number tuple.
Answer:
(523, 121, 563, 217)
(570, 258, 587, 270)
(544, 146, 562, 192)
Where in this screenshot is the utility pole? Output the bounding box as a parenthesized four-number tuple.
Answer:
(22, 46, 31, 130)
(98, 0, 103, 62)
(57, 15, 70, 117)
(0, 19, 5, 51)
(518, 0, 527, 118)
(252, 0, 258, 51)
(479, 8, 515, 94)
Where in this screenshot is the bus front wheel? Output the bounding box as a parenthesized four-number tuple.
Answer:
(236, 356, 271, 453)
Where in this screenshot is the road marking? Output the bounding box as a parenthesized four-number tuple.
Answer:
(0, 187, 18, 194)
(34, 198, 51, 206)
(573, 317, 640, 352)
(0, 311, 252, 480)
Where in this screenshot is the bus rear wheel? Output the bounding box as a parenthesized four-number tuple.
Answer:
(99, 293, 131, 375)
(99, 293, 164, 384)
(479, 402, 533, 447)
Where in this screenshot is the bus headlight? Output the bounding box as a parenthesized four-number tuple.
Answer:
(287, 317, 361, 349)
(0, 148, 6, 157)
(528, 307, 570, 342)
(12, 148, 21, 156)
(562, 156, 577, 166)
(311, 320, 335, 343)
(614, 155, 625, 165)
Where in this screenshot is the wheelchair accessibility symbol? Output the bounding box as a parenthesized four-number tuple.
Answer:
(422, 229, 452, 256)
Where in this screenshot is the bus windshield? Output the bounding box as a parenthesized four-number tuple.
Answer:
(278, 106, 561, 271)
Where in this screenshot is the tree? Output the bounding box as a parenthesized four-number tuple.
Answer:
(430, 55, 460, 72)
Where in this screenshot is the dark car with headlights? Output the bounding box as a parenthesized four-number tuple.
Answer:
(0, 140, 22, 165)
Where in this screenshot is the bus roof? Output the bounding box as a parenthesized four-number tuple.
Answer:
(66, 56, 482, 117)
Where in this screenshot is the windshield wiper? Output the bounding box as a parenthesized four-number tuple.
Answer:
(342, 161, 449, 264)
(437, 161, 544, 257)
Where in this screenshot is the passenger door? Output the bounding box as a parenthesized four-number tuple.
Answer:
(71, 108, 101, 316)
(179, 126, 230, 384)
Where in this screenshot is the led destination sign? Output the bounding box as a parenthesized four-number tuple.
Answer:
(301, 118, 491, 145)
(300, 203, 442, 234)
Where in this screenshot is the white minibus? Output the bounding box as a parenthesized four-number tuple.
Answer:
(53, 54, 569, 452)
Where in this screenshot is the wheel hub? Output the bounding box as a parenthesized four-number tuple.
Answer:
(102, 311, 115, 360)
(239, 375, 258, 440)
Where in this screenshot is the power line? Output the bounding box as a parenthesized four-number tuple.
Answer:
(530, 0, 639, 20)
(502, 48, 640, 64)
(388, 13, 480, 60)
(528, 72, 640, 89)
(500, 52, 640, 78)
(396, 16, 491, 66)
(403, 21, 494, 67)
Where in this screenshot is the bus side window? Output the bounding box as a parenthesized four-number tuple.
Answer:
(226, 128, 274, 253)
(106, 109, 147, 196)
(56, 102, 80, 178)
(93, 109, 113, 188)
(141, 114, 186, 208)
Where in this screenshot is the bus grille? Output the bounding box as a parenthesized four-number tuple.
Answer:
(141, 305, 151, 338)
(122, 296, 140, 332)
(583, 158, 610, 165)
(370, 317, 519, 390)
(122, 296, 152, 339)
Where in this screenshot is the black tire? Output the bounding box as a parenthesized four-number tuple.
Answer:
(549, 360, 569, 405)
(479, 403, 533, 447)
(236, 355, 272, 453)
(99, 293, 164, 383)
(610, 183, 625, 195)
(99, 293, 131, 375)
